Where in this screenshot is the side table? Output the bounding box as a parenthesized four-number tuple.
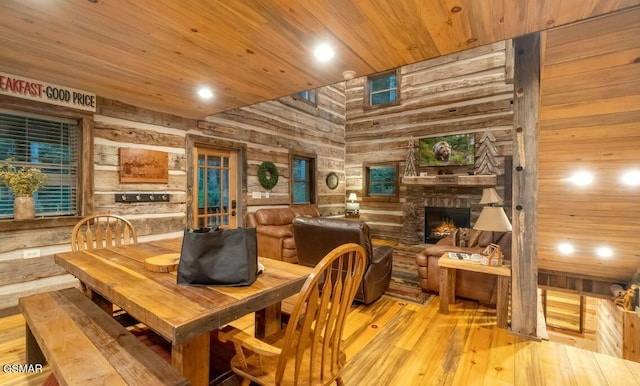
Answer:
(437, 254, 512, 329)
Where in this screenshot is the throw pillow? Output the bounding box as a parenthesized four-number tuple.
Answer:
(467, 229, 482, 247)
(453, 227, 470, 247)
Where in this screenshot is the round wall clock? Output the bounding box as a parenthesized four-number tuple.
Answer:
(326, 172, 339, 190)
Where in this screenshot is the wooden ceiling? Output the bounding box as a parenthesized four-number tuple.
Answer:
(1, 0, 638, 119)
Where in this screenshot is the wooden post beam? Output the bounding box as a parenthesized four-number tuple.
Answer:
(511, 33, 541, 338)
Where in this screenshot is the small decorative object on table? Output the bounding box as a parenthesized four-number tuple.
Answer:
(480, 243, 503, 266)
(0, 158, 47, 220)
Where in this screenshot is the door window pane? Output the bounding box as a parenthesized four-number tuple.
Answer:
(207, 169, 221, 212)
(197, 167, 205, 214)
(194, 150, 236, 229)
(207, 156, 221, 167)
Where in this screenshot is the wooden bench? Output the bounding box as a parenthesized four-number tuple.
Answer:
(19, 288, 189, 386)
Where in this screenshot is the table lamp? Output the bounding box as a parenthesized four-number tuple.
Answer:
(479, 187, 502, 205)
(474, 206, 512, 237)
(473, 206, 512, 263)
(346, 193, 359, 216)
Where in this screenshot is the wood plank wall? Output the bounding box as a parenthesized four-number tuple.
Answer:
(597, 299, 624, 358)
(538, 8, 640, 282)
(344, 41, 513, 241)
(199, 85, 346, 216)
(93, 99, 195, 236)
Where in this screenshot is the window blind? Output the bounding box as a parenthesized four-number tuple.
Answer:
(292, 157, 311, 204)
(0, 111, 79, 218)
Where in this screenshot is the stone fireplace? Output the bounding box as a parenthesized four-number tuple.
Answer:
(424, 207, 471, 244)
(399, 185, 488, 245)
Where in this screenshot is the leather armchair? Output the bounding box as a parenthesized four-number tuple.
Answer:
(245, 204, 320, 263)
(416, 231, 512, 305)
(292, 217, 393, 305)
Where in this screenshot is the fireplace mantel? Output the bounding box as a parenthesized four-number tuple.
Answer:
(402, 174, 496, 187)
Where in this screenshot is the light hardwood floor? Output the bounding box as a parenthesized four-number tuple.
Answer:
(2, 295, 639, 385)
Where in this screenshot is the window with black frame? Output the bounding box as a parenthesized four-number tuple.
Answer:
(291, 155, 315, 204)
(0, 111, 79, 218)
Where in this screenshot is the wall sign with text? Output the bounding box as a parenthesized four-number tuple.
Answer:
(0, 72, 96, 112)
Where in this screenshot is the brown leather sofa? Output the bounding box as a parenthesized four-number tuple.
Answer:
(245, 204, 320, 263)
(292, 217, 393, 305)
(415, 231, 512, 305)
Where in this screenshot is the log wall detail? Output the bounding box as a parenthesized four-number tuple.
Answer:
(344, 41, 514, 241)
(200, 84, 346, 216)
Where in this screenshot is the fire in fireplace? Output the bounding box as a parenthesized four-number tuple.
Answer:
(424, 207, 471, 243)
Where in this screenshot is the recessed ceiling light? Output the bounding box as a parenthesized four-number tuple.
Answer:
(557, 243, 574, 255)
(621, 170, 640, 186)
(595, 246, 613, 258)
(314, 43, 335, 62)
(566, 170, 594, 186)
(197, 87, 213, 100)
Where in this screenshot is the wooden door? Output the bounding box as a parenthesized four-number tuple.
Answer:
(192, 147, 238, 229)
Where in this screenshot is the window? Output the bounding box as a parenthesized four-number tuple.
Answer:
(291, 154, 316, 204)
(365, 164, 398, 198)
(366, 70, 399, 106)
(0, 110, 79, 218)
(293, 89, 317, 106)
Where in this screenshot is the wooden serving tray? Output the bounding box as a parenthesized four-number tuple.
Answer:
(144, 253, 180, 273)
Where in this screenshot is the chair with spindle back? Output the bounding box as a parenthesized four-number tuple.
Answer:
(219, 243, 366, 386)
(71, 214, 138, 252)
(70, 214, 138, 320)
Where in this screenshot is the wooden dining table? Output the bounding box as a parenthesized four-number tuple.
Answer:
(54, 237, 313, 386)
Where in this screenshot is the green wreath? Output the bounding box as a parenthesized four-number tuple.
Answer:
(257, 161, 279, 190)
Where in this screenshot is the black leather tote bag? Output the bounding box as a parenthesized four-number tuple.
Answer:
(177, 227, 258, 286)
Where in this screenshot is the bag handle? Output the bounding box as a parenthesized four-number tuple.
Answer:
(191, 226, 219, 233)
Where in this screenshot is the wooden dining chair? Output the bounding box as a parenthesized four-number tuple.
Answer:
(71, 214, 138, 252)
(71, 214, 139, 322)
(219, 243, 366, 386)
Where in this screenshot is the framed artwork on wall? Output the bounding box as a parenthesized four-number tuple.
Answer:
(119, 148, 169, 183)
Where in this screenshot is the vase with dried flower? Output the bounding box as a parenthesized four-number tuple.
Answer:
(0, 158, 47, 220)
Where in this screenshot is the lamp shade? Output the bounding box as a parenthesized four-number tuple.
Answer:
(473, 206, 512, 232)
(479, 188, 503, 205)
(348, 193, 357, 202)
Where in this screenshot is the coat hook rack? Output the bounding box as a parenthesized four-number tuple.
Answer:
(115, 192, 170, 203)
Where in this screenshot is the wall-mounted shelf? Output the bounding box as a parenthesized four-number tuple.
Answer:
(401, 175, 496, 187)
